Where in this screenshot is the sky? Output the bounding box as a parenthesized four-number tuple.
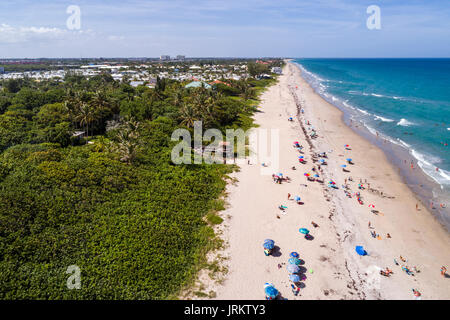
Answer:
(0, 0, 449, 58)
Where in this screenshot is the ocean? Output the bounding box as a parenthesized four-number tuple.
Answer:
(293, 58, 450, 229)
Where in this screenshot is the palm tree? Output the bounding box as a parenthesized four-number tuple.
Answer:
(179, 103, 198, 128)
(75, 102, 96, 138)
(241, 86, 256, 100)
(110, 119, 141, 164)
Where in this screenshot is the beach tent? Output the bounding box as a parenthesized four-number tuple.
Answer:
(355, 246, 367, 256)
(288, 258, 301, 265)
(287, 264, 300, 273)
(299, 228, 310, 235)
(264, 285, 279, 299)
(289, 252, 299, 258)
(263, 239, 275, 250)
(289, 274, 301, 282)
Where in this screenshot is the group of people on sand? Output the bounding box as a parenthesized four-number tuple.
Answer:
(268, 107, 449, 301)
(272, 174, 291, 184)
(266, 134, 320, 298)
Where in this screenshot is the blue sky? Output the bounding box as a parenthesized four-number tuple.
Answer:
(1, 0, 449, 58)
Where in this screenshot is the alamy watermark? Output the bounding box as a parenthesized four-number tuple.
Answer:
(171, 121, 280, 175)
(66, 5, 81, 30)
(66, 265, 81, 289)
(365, 265, 381, 290)
(366, 5, 381, 30)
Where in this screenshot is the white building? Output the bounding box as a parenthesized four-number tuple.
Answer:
(272, 67, 282, 75)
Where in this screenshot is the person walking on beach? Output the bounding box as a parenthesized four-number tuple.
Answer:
(412, 289, 421, 300)
(441, 266, 447, 277)
(416, 203, 419, 210)
(288, 193, 291, 200)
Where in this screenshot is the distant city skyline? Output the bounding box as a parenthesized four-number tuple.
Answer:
(1, 0, 449, 58)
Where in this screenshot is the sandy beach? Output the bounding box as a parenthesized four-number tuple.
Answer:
(211, 62, 450, 300)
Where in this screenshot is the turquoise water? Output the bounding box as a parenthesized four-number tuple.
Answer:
(293, 58, 450, 192)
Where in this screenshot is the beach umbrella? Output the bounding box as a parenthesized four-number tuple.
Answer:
(299, 228, 310, 235)
(286, 264, 300, 273)
(288, 257, 301, 265)
(314, 174, 320, 178)
(329, 181, 335, 184)
(304, 173, 310, 176)
(289, 252, 299, 258)
(294, 141, 299, 144)
(264, 285, 278, 298)
(368, 204, 375, 208)
(345, 144, 350, 148)
(341, 165, 347, 168)
(355, 246, 367, 256)
(319, 159, 325, 163)
(263, 239, 275, 250)
(298, 156, 304, 159)
(289, 274, 301, 282)
(346, 158, 352, 162)
(295, 196, 301, 201)
(278, 173, 283, 176)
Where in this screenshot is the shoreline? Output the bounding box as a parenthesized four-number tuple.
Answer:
(292, 60, 450, 232)
(211, 62, 450, 300)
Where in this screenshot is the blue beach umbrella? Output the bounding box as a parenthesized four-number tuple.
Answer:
(314, 174, 320, 178)
(346, 158, 352, 162)
(355, 246, 367, 256)
(341, 164, 347, 168)
(295, 196, 301, 201)
(264, 285, 279, 298)
(299, 228, 310, 235)
(287, 264, 300, 273)
(289, 274, 301, 282)
(288, 258, 301, 265)
(289, 252, 299, 258)
(263, 239, 275, 250)
(320, 159, 325, 163)
(298, 156, 304, 159)
(278, 173, 283, 176)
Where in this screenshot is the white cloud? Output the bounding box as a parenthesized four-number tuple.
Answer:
(0, 23, 95, 44)
(107, 35, 125, 41)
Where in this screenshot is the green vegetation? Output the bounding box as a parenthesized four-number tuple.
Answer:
(0, 60, 282, 299)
